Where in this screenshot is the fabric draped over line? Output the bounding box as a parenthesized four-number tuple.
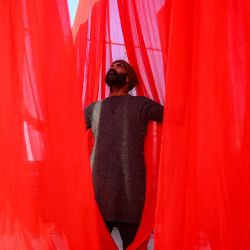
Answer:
(0, 0, 250, 250)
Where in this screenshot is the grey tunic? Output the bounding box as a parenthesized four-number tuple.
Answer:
(84, 95, 163, 223)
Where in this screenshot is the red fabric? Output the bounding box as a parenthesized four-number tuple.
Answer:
(1, 0, 249, 249)
(0, 1, 103, 249)
(117, 1, 165, 249)
(155, 1, 250, 250)
(73, 0, 165, 249)
(73, 0, 250, 249)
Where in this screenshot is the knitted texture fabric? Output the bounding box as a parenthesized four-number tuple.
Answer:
(84, 95, 163, 223)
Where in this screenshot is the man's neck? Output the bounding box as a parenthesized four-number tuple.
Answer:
(109, 86, 128, 96)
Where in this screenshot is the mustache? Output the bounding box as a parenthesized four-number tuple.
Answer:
(107, 69, 117, 75)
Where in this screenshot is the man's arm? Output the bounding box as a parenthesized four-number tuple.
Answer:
(143, 98, 164, 123)
(84, 103, 94, 130)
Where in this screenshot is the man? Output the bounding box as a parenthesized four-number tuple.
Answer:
(84, 60, 163, 249)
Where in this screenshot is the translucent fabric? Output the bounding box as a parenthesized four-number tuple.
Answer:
(0, 0, 103, 249)
(73, 0, 165, 248)
(1, 0, 250, 249)
(73, 0, 250, 249)
(155, 0, 250, 250)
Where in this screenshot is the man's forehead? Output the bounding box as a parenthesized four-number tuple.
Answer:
(111, 61, 126, 67)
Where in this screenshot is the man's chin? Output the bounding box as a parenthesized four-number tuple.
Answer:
(106, 82, 124, 88)
(106, 79, 125, 88)
(105, 75, 117, 86)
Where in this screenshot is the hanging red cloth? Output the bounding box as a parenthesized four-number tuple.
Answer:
(117, 1, 166, 249)
(0, 0, 104, 249)
(2, 0, 249, 249)
(73, 0, 166, 249)
(155, 0, 250, 249)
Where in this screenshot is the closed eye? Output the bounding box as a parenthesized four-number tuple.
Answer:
(111, 62, 125, 69)
(116, 63, 124, 68)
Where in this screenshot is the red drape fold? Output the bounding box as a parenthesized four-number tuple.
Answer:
(155, 1, 250, 249)
(73, 0, 166, 249)
(1, 0, 249, 249)
(0, 1, 105, 249)
(117, 1, 165, 249)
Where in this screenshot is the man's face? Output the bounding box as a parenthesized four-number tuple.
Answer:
(105, 62, 128, 88)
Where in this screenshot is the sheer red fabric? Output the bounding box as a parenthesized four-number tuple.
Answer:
(73, 0, 165, 249)
(0, 1, 102, 249)
(117, 1, 165, 249)
(1, 0, 250, 249)
(73, 0, 250, 249)
(155, 1, 250, 250)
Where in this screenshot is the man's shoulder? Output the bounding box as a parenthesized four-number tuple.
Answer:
(84, 101, 102, 129)
(133, 95, 157, 105)
(127, 95, 145, 101)
(84, 101, 102, 111)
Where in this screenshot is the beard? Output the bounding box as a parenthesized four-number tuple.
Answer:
(105, 69, 127, 88)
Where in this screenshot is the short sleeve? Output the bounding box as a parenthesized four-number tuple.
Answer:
(142, 97, 164, 123)
(84, 103, 94, 130)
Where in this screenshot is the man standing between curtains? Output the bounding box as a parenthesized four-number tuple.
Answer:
(84, 60, 163, 249)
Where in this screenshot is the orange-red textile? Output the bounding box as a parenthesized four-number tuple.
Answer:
(2, 0, 250, 249)
(73, 0, 166, 249)
(155, 0, 250, 250)
(0, 0, 103, 249)
(117, 1, 165, 249)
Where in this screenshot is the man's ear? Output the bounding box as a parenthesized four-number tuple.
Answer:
(126, 75, 129, 83)
(125, 78, 130, 91)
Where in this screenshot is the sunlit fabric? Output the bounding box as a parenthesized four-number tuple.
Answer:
(73, 0, 165, 249)
(0, 0, 103, 249)
(155, 1, 250, 250)
(73, 0, 250, 249)
(1, 0, 250, 249)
